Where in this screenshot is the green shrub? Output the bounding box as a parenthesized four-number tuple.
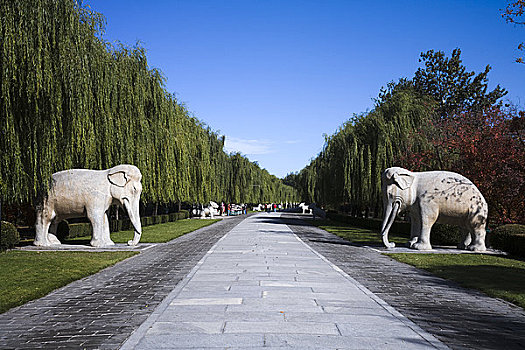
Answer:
(326, 212, 410, 237)
(68, 223, 92, 238)
(327, 212, 465, 245)
(140, 216, 155, 227)
(430, 224, 464, 246)
(161, 214, 169, 223)
(1, 221, 20, 251)
(490, 224, 525, 258)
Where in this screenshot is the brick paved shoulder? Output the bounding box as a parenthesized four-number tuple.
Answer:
(281, 213, 525, 350)
(0, 216, 247, 350)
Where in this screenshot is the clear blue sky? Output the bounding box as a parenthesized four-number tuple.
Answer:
(89, 0, 524, 178)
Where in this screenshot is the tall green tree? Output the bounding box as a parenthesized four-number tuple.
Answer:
(413, 49, 507, 118)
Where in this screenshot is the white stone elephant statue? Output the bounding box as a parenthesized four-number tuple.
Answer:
(34, 164, 143, 247)
(380, 167, 487, 251)
(299, 203, 312, 214)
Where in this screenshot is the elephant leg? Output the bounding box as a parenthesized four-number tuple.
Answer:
(412, 209, 436, 250)
(88, 209, 112, 247)
(101, 212, 115, 246)
(407, 213, 421, 248)
(34, 206, 59, 246)
(468, 228, 486, 251)
(467, 218, 487, 252)
(34, 211, 51, 246)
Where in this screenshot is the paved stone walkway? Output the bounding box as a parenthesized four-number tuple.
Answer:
(281, 213, 525, 350)
(122, 213, 447, 349)
(0, 216, 247, 349)
(2, 213, 524, 349)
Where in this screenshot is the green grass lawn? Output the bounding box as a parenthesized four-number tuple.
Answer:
(387, 253, 525, 309)
(2, 218, 220, 313)
(0, 251, 138, 313)
(67, 218, 220, 244)
(307, 218, 409, 246)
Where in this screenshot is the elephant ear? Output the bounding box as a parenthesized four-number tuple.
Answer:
(108, 171, 128, 187)
(393, 173, 414, 190)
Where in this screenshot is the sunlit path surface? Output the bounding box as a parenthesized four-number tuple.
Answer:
(123, 213, 447, 349)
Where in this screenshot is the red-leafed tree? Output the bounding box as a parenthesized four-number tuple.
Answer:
(399, 107, 525, 224)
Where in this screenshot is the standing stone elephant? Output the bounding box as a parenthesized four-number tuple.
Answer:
(34, 164, 143, 247)
(380, 167, 487, 251)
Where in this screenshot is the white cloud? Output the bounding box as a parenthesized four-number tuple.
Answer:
(224, 137, 274, 155)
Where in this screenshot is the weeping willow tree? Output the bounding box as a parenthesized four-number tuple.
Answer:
(294, 88, 436, 215)
(0, 0, 299, 214)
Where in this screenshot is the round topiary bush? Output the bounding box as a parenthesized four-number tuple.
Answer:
(490, 224, 525, 258)
(1, 221, 20, 252)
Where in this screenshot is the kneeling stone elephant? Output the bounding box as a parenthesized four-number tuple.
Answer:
(34, 164, 143, 247)
(380, 167, 487, 251)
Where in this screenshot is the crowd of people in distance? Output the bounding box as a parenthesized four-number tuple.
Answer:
(219, 202, 248, 216)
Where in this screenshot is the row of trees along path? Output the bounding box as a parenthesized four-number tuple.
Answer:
(0, 0, 299, 226)
(287, 49, 524, 225)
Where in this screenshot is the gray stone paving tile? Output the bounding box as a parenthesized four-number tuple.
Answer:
(135, 334, 265, 349)
(336, 322, 421, 338)
(224, 321, 339, 335)
(177, 290, 262, 298)
(238, 297, 318, 307)
(284, 311, 400, 323)
(170, 298, 242, 306)
(146, 321, 224, 335)
(157, 310, 286, 323)
(228, 285, 313, 293)
(226, 303, 325, 314)
(265, 333, 438, 349)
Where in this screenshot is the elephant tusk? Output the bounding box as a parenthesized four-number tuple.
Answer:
(381, 201, 400, 249)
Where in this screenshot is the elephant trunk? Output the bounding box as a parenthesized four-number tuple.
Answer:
(381, 201, 400, 249)
(124, 198, 142, 246)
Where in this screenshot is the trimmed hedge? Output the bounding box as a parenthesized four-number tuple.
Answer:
(68, 222, 93, 238)
(490, 224, 525, 258)
(1, 221, 20, 251)
(62, 210, 191, 240)
(429, 224, 463, 246)
(326, 212, 464, 246)
(326, 212, 410, 237)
